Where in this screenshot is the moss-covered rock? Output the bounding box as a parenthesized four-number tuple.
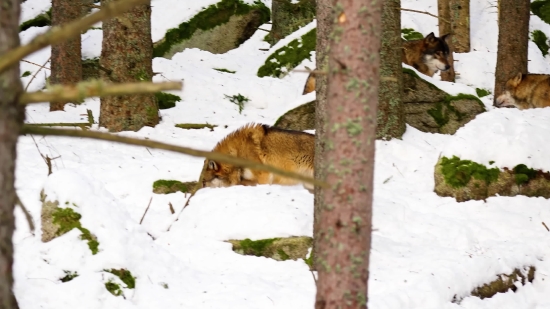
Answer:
(532, 0, 550, 25)
(270, 0, 315, 45)
(153, 0, 270, 58)
(20, 8, 51, 32)
(155, 92, 181, 110)
(227, 236, 312, 261)
(153, 180, 198, 194)
(434, 156, 550, 202)
(273, 100, 315, 131)
(470, 267, 535, 300)
(175, 123, 217, 131)
(257, 28, 316, 78)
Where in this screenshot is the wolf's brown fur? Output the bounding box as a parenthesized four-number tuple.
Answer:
(495, 73, 550, 110)
(301, 32, 451, 95)
(201, 123, 315, 191)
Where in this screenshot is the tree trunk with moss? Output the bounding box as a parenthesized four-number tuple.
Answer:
(377, 0, 405, 140)
(312, 0, 333, 272)
(438, 0, 456, 81)
(99, 0, 158, 132)
(49, 0, 82, 111)
(314, 0, 379, 307)
(270, 0, 316, 45)
(449, 0, 470, 53)
(493, 0, 530, 104)
(0, 1, 24, 308)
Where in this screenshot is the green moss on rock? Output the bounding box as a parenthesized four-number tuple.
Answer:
(401, 28, 423, 41)
(155, 92, 181, 110)
(52, 207, 99, 255)
(475, 88, 491, 98)
(470, 267, 535, 300)
(153, 180, 197, 194)
(270, 0, 316, 45)
(531, 30, 549, 57)
(513, 164, 538, 185)
(228, 236, 313, 261)
(20, 9, 51, 32)
(105, 281, 122, 296)
(175, 123, 217, 130)
(440, 156, 500, 188)
(105, 269, 136, 289)
(60, 270, 79, 283)
(257, 28, 316, 78)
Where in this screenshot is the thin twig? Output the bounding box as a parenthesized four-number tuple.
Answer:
(139, 197, 153, 224)
(15, 194, 35, 232)
(0, 0, 150, 74)
(21, 59, 50, 70)
(400, 8, 451, 24)
(167, 163, 207, 231)
(25, 57, 50, 92)
(543, 222, 549, 232)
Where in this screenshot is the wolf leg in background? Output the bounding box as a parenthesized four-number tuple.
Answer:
(201, 123, 315, 192)
(495, 73, 550, 109)
(301, 32, 452, 94)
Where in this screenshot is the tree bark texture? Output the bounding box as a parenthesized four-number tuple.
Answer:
(314, 0, 380, 308)
(313, 0, 334, 271)
(99, 0, 159, 132)
(50, 0, 83, 111)
(377, 0, 405, 140)
(449, 0, 470, 52)
(493, 0, 530, 104)
(438, 0, 456, 82)
(271, 0, 316, 45)
(0, 1, 24, 308)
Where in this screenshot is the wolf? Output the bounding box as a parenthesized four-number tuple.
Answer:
(301, 32, 451, 94)
(495, 73, 550, 109)
(201, 123, 315, 192)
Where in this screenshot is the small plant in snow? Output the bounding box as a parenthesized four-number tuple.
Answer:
(224, 94, 250, 114)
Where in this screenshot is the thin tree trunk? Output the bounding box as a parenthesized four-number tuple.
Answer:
(50, 0, 83, 111)
(0, 1, 24, 308)
(99, 0, 159, 132)
(377, 0, 405, 140)
(449, 0, 470, 53)
(493, 0, 530, 103)
(314, 0, 380, 307)
(312, 0, 333, 271)
(438, 0, 456, 81)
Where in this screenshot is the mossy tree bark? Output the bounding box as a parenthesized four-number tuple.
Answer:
(312, 0, 333, 271)
(99, 0, 159, 132)
(438, 0, 456, 81)
(314, 0, 380, 307)
(377, 0, 405, 140)
(0, 1, 24, 308)
(271, 0, 316, 45)
(493, 0, 530, 104)
(49, 0, 83, 111)
(449, 0, 470, 53)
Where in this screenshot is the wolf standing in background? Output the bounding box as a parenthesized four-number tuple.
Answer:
(302, 32, 452, 94)
(495, 73, 550, 109)
(201, 123, 315, 192)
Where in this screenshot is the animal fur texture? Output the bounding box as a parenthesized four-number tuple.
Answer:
(495, 73, 550, 109)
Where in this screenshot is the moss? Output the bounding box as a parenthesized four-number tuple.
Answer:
(214, 68, 236, 74)
(401, 28, 423, 41)
(224, 94, 250, 114)
(513, 164, 538, 185)
(475, 88, 491, 98)
(105, 269, 136, 289)
(531, 0, 550, 25)
(277, 249, 290, 261)
(257, 28, 316, 78)
(82, 58, 100, 81)
(427, 102, 449, 127)
(60, 270, 79, 282)
(153, 180, 197, 194)
(155, 92, 181, 110)
(238, 238, 279, 256)
(470, 267, 535, 299)
(19, 8, 51, 32)
(52, 207, 99, 255)
(440, 156, 500, 188)
(428, 94, 485, 128)
(105, 281, 122, 296)
(21, 71, 31, 78)
(270, 0, 316, 45)
(531, 30, 549, 57)
(304, 250, 314, 269)
(153, 0, 270, 58)
(228, 236, 313, 261)
(175, 123, 217, 130)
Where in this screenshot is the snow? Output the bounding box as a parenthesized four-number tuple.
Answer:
(13, 0, 550, 308)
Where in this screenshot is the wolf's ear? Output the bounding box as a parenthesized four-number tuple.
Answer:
(440, 33, 451, 42)
(425, 32, 436, 42)
(510, 72, 523, 87)
(207, 160, 219, 171)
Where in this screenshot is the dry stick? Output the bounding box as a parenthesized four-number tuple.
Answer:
(139, 197, 153, 224)
(543, 222, 549, 232)
(0, 0, 150, 73)
(21, 59, 51, 70)
(21, 126, 326, 188)
(15, 194, 35, 232)
(25, 57, 50, 92)
(20, 80, 182, 105)
(400, 8, 451, 24)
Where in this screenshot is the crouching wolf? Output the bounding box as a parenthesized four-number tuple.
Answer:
(201, 123, 315, 192)
(495, 73, 550, 109)
(302, 32, 451, 94)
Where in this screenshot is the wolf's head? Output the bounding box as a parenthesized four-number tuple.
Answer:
(201, 159, 242, 188)
(422, 32, 451, 73)
(495, 72, 523, 108)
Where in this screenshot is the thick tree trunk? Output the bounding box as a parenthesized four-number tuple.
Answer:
(449, 0, 470, 53)
(314, 0, 380, 308)
(271, 0, 316, 45)
(312, 0, 333, 271)
(50, 0, 83, 111)
(377, 0, 405, 140)
(0, 1, 24, 308)
(99, 0, 159, 132)
(493, 0, 530, 103)
(438, 0, 456, 82)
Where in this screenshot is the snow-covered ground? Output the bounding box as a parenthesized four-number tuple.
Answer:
(13, 0, 550, 308)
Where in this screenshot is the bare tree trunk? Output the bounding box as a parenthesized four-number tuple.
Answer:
(50, 0, 83, 111)
(493, 0, 530, 104)
(314, 0, 380, 307)
(449, 0, 470, 53)
(312, 0, 333, 271)
(377, 0, 405, 140)
(99, 0, 159, 132)
(438, 0, 456, 81)
(0, 1, 24, 308)
(271, 0, 316, 45)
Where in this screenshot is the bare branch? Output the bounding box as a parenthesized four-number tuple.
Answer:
(20, 126, 327, 188)
(0, 0, 150, 73)
(20, 80, 182, 105)
(15, 194, 35, 232)
(21, 59, 50, 70)
(400, 8, 451, 24)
